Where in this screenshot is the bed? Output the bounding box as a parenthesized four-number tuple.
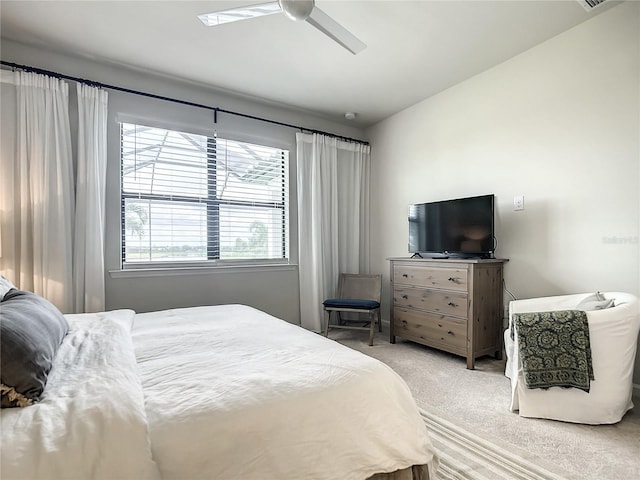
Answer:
(1, 298, 438, 479)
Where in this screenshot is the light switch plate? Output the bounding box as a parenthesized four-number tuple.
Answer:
(514, 195, 524, 211)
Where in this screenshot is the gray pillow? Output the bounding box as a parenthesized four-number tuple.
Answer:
(575, 291, 615, 311)
(0, 289, 69, 408)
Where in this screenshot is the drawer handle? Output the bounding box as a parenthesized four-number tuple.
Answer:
(447, 277, 459, 283)
(402, 273, 408, 278)
(402, 295, 408, 299)
(447, 330, 454, 335)
(447, 302, 457, 307)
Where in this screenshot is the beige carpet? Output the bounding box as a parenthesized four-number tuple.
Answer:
(330, 326, 640, 480)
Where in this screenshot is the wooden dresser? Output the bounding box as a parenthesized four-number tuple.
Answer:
(389, 257, 507, 369)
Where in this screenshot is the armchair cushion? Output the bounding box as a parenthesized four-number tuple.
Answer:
(575, 292, 615, 311)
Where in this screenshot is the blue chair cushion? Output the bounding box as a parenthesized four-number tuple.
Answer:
(323, 298, 380, 310)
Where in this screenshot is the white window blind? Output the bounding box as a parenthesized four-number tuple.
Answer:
(120, 122, 289, 266)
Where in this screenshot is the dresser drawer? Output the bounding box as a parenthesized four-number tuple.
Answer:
(393, 265, 468, 292)
(393, 287, 467, 318)
(393, 307, 467, 351)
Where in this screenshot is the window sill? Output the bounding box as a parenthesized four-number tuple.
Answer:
(109, 263, 298, 278)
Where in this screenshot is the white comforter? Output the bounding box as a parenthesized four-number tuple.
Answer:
(2, 305, 436, 480)
(0, 310, 160, 480)
(133, 304, 436, 480)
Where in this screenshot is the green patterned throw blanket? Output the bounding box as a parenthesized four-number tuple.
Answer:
(512, 310, 594, 392)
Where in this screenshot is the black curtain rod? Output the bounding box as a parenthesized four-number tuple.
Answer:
(1, 60, 369, 146)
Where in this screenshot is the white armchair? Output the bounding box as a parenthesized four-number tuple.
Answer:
(504, 292, 640, 424)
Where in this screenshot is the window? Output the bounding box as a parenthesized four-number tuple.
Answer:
(120, 123, 289, 267)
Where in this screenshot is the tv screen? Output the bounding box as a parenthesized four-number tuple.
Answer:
(408, 194, 495, 258)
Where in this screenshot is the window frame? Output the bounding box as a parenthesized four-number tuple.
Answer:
(119, 122, 291, 270)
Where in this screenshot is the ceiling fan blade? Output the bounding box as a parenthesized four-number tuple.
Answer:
(198, 1, 280, 26)
(306, 7, 366, 55)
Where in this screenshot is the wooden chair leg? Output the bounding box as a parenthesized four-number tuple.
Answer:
(377, 310, 382, 332)
(368, 311, 375, 346)
(324, 310, 330, 337)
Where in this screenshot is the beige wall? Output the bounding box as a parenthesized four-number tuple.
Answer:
(367, 2, 640, 381)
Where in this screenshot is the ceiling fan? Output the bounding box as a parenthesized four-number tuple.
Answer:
(198, 0, 366, 54)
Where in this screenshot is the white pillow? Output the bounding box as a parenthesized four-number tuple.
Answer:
(0, 275, 17, 299)
(575, 291, 615, 311)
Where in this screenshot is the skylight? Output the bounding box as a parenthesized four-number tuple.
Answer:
(198, 2, 281, 26)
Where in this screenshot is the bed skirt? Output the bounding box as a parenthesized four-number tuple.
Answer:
(369, 464, 431, 480)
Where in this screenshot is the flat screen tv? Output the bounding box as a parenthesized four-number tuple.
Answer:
(408, 194, 495, 258)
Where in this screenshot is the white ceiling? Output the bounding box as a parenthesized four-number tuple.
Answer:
(0, 0, 617, 127)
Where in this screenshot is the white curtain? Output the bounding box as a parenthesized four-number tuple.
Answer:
(12, 71, 75, 312)
(296, 133, 371, 332)
(0, 71, 108, 313)
(74, 84, 108, 312)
